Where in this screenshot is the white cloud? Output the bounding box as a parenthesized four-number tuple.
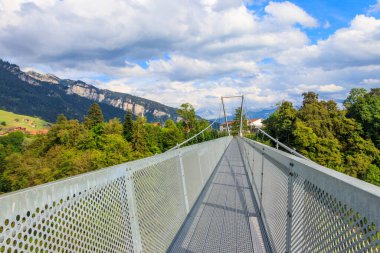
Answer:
(277, 15, 380, 69)
(264, 1, 318, 28)
(1, 0, 379, 118)
(291, 84, 344, 94)
(145, 55, 259, 81)
(0, 0, 313, 67)
(318, 84, 344, 92)
(362, 78, 380, 85)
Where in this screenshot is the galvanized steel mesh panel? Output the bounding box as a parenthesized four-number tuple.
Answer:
(182, 150, 204, 208)
(239, 137, 380, 253)
(0, 136, 232, 253)
(132, 156, 187, 253)
(0, 177, 134, 253)
(252, 147, 263, 209)
(198, 148, 210, 183)
(291, 173, 380, 252)
(237, 140, 265, 217)
(261, 157, 288, 253)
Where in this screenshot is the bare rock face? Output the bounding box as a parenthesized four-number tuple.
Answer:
(1, 63, 40, 86)
(0, 60, 177, 122)
(19, 73, 40, 86)
(64, 82, 162, 118)
(66, 83, 104, 101)
(26, 71, 60, 84)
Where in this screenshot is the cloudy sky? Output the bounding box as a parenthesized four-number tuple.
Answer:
(1, 0, 380, 118)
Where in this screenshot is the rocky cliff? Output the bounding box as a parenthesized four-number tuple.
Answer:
(0, 59, 177, 122)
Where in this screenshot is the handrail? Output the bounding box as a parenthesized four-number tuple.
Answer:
(238, 137, 380, 253)
(254, 127, 310, 160)
(166, 117, 219, 151)
(0, 136, 232, 253)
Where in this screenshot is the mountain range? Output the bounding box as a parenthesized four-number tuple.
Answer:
(0, 59, 178, 123)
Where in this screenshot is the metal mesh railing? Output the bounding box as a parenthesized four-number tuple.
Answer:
(0, 136, 232, 253)
(238, 137, 380, 253)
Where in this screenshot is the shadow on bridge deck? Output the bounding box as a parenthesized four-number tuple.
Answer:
(168, 139, 270, 253)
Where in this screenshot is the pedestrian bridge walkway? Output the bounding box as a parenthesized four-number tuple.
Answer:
(169, 139, 268, 253)
(0, 136, 379, 253)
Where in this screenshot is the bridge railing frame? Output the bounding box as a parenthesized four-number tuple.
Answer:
(0, 136, 232, 253)
(238, 137, 380, 253)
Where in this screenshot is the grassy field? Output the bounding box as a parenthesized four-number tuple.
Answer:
(0, 109, 50, 133)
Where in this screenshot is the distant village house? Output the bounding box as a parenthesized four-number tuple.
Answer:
(219, 118, 263, 132)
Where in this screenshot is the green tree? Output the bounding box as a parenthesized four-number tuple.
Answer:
(298, 92, 335, 138)
(293, 120, 318, 149)
(302, 91, 319, 106)
(343, 88, 367, 109)
(0, 131, 25, 153)
(161, 119, 184, 150)
(364, 164, 380, 186)
(0, 101, 221, 194)
(345, 88, 380, 149)
(131, 116, 150, 157)
(264, 101, 297, 146)
(232, 107, 248, 135)
(47, 119, 89, 148)
(97, 134, 132, 165)
(177, 103, 198, 137)
(0, 172, 11, 193)
(123, 110, 133, 141)
(196, 119, 213, 142)
(262, 91, 379, 186)
(56, 114, 67, 124)
(84, 103, 104, 129)
(0, 144, 6, 170)
(103, 118, 123, 135)
(145, 123, 162, 154)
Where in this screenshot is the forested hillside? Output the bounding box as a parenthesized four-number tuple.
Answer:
(1, 88, 378, 194)
(262, 89, 380, 186)
(0, 103, 221, 194)
(0, 59, 177, 122)
(0, 60, 126, 122)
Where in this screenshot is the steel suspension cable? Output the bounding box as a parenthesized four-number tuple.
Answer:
(166, 102, 223, 152)
(241, 98, 309, 160)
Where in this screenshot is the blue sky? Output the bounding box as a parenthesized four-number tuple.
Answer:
(1, 0, 380, 118)
(283, 0, 380, 40)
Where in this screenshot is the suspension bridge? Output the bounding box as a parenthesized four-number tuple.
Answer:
(0, 96, 379, 253)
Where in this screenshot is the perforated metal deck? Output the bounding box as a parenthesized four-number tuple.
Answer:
(168, 139, 268, 253)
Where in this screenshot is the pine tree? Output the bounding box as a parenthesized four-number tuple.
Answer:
(56, 114, 67, 124)
(131, 116, 150, 157)
(84, 103, 104, 129)
(177, 103, 199, 142)
(123, 111, 133, 142)
(162, 119, 183, 150)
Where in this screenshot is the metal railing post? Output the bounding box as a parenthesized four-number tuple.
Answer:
(286, 161, 295, 253)
(178, 150, 190, 213)
(239, 95, 244, 137)
(126, 171, 143, 253)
